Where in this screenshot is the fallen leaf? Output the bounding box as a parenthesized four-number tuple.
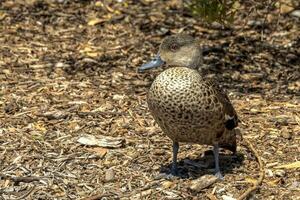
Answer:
(77, 134, 124, 148)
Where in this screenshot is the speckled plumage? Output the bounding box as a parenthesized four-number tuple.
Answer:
(139, 34, 239, 178)
(147, 67, 237, 148)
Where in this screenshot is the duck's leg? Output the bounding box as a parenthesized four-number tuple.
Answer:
(171, 141, 179, 175)
(213, 143, 224, 180)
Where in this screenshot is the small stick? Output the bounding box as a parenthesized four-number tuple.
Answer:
(237, 138, 265, 200)
(14, 185, 36, 200)
(0, 174, 45, 183)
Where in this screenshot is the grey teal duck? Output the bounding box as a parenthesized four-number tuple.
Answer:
(139, 34, 239, 179)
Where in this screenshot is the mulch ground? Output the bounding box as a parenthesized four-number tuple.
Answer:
(0, 0, 299, 199)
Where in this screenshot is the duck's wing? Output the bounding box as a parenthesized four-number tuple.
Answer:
(205, 78, 239, 153)
(206, 78, 239, 130)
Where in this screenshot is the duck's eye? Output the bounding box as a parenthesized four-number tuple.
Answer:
(170, 44, 179, 52)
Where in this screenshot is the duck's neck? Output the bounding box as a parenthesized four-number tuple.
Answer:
(187, 47, 203, 71)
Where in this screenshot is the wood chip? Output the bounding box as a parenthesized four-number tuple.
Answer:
(189, 175, 218, 192)
(274, 161, 300, 169)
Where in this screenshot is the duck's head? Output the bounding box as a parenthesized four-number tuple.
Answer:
(139, 34, 202, 72)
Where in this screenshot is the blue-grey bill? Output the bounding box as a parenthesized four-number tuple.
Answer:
(138, 54, 165, 72)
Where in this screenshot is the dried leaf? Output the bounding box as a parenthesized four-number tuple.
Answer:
(77, 134, 124, 148)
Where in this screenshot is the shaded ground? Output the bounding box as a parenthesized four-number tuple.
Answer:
(0, 0, 299, 199)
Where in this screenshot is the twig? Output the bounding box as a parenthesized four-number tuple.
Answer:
(12, 186, 36, 200)
(0, 174, 46, 183)
(238, 138, 265, 200)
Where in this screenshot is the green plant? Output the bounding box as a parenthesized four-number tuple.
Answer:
(186, 0, 239, 24)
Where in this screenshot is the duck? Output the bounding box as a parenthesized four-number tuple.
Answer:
(139, 34, 239, 179)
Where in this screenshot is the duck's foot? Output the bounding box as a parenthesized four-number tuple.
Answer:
(214, 171, 224, 180)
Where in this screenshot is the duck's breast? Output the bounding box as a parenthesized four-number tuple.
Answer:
(147, 67, 226, 144)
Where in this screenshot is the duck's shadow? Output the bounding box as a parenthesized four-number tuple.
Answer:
(159, 150, 244, 179)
